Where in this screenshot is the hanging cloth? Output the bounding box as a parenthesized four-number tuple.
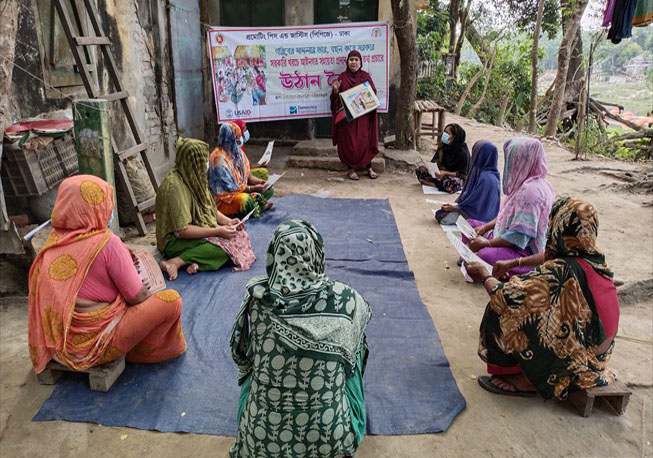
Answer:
(633, 0, 653, 26)
(608, 0, 638, 43)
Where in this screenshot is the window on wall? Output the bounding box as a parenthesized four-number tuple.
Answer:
(34, 0, 96, 97)
(220, 0, 285, 26)
(314, 0, 378, 24)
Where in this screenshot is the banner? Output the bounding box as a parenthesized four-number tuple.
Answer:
(207, 22, 389, 123)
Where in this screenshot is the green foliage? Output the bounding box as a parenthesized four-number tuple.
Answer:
(646, 68, 653, 93)
(416, 2, 449, 105)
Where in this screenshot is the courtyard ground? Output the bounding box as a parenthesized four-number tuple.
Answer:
(1, 114, 651, 457)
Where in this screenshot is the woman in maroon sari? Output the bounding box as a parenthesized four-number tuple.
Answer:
(331, 50, 379, 180)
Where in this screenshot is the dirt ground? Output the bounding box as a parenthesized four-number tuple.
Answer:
(1, 114, 652, 457)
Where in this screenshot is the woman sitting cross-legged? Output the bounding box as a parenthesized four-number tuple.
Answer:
(229, 220, 372, 458)
(416, 123, 470, 193)
(435, 139, 501, 225)
(209, 122, 274, 219)
(28, 175, 186, 375)
(463, 137, 555, 278)
(232, 119, 269, 182)
(465, 197, 620, 399)
(156, 137, 255, 280)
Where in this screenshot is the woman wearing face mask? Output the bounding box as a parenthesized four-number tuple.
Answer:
(208, 122, 274, 219)
(416, 123, 470, 193)
(331, 50, 379, 181)
(232, 119, 269, 182)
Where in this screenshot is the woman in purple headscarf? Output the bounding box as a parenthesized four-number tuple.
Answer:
(462, 137, 555, 278)
(435, 140, 501, 225)
(330, 50, 379, 181)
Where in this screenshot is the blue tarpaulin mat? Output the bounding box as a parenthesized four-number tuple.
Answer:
(34, 195, 466, 435)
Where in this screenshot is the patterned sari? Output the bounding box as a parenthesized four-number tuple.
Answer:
(230, 220, 372, 458)
(28, 175, 186, 373)
(479, 197, 620, 400)
(209, 122, 273, 218)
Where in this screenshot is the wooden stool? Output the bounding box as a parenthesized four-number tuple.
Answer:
(37, 356, 126, 392)
(413, 100, 446, 150)
(568, 380, 632, 417)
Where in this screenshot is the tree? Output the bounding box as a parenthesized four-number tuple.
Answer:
(528, 0, 546, 133)
(544, 0, 589, 137)
(391, 0, 418, 150)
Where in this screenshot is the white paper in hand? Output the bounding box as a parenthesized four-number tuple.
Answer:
(446, 231, 493, 273)
(422, 161, 440, 178)
(257, 140, 274, 166)
(263, 171, 285, 191)
(455, 215, 476, 239)
(237, 208, 256, 228)
(425, 199, 449, 206)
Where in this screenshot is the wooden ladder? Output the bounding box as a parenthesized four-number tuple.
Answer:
(53, 0, 158, 235)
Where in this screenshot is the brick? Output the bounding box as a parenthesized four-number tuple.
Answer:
(9, 214, 29, 227)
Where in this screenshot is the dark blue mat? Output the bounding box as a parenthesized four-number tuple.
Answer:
(34, 195, 466, 435)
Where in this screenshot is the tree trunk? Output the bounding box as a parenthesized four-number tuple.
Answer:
(454, 65, 484, 115)
(544, 0, 589, 137)
(391, 0, 418, 150)
(447, 0, 460, 54)
(453, 0, 472, 77)
(574, 77, 587, 159)
(466, 55, 495, 119)
(497, 94, 511, 126)
(528, 0, 546, 133)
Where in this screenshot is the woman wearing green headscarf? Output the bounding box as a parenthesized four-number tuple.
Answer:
(230, 220, 372, 458)
(156, 138, 245, 280)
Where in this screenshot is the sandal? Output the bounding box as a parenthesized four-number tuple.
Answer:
(477, 375, 537, 398)
(367, 168, 378, 179)
(347, 170, 359, 181)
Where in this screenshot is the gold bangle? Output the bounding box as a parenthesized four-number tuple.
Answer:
(518, 257, 522, 267)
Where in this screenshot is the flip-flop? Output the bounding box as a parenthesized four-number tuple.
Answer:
(347, 170, 359, 181)
(477, 375, 537, 398)
(367, 169, 378, 179)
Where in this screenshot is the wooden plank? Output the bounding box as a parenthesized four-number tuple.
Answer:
(117, 142, 148, 161)
(136, 196, 156, 212)
(103, 90, 129, 102)
(74, 36, 110, 45)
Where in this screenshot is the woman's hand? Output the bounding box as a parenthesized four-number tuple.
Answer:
(248, 184, 266, 194)
(441, 204, 456, 212)
(468, 236, 490, 253)
(332, 80, 341, 93)
(214, 225, 237, 239)
(492, 259, 515, 279)
(475, 224, 489, 237)
(230, 218, 241, 226)
(464, 261, 491, 283)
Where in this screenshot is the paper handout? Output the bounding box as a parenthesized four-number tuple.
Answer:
(422, 185, 447, 195)
(445, 231, 493, 274)
(419, 161, 440, 178)
(237, 208, 256, 228)
(132, 251, 166, 293)
(263, 172, 285, 191)
(455, 215, 477, 240)
(425, 199, 450, 207)
(257, 140, 274, 166)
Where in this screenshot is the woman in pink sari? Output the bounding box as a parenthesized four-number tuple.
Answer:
(28, 175, 186, 374)
(463, 137, 555, 278)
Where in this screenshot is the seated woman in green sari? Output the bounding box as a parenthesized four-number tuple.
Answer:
(156, 138, 251, 280)
(230, 220, 372, 458)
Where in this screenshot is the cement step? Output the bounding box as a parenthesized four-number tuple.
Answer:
(287, 155, 385, 173)
(292, 139, 385, 157)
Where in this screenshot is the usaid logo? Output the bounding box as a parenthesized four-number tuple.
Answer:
(226, 109, 233, 117)
(234, 109, 251, 116)
(289, 106, 297, 114)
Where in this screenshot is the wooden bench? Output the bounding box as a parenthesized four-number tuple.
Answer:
(413, 100, 446, 150)
(37, 356, 126, 392)
(567, 380, 632, 417)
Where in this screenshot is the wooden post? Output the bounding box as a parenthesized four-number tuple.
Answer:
(74, 99, 119, 234)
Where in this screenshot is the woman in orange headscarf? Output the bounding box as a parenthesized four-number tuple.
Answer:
(28, 175, 186, 375)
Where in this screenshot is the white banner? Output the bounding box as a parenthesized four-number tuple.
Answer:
(207, 22, 389, 123)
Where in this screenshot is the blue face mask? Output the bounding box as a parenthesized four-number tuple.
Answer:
(237, 137, 244, 148)
(108, 211, 115, 228)
(441, 132, 450, 145)
(243, 130, 250, 143)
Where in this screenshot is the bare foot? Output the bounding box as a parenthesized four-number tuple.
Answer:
(347, 169, 359, 181)
(263, 201, 274, 212)
(491, 374, 534, 393)
(367, 167, 378, 179)
(159, 260, 179, 281)
(186, 263, 199, 275)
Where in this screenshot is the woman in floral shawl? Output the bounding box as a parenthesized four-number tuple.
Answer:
(28, 175, 186, 375)
(230, 220, 372, 458)
(464, 137, 555, 278)
(156, 138, 254, 280)
(465, 197, 620, 399)
(208, 122, 274, 218)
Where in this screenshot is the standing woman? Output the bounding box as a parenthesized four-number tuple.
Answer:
(416, 123, 470, 193)
(331, 50, 379, 181)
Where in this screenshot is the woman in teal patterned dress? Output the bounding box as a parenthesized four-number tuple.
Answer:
(230, 220, 372, 458)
